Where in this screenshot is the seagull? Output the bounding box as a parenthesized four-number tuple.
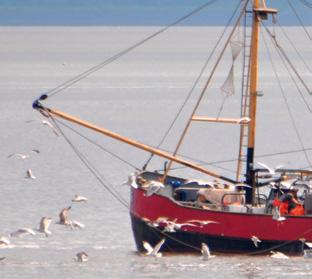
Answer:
(69, 220, 85, 230)
(0, 236, 10, 247)
(272, 206, 286, 222)
(251, 235, 261, 247)
(58, 206, 71, 225)
(123, 172, 139, 189)
(201, 243, 215, 260)
(141, 180, 165, 196)
(72, 194, 88, 202)
(142, 238, 165, 258)
(237, 116, 251, 124)
(184, 179, 214, 188)
(38, 217, 52, 236)
(75, 251, 88, 262)
(25, 169, 36, 180)
(161, 220, 199, 233)
(7, 149, 40, 160)
(185, 219, 220, 227)
(42, 120, 59, 136)
(10, 228, 36, 238)
(270, 251, 289, 259)
(256, 162, 283, 175)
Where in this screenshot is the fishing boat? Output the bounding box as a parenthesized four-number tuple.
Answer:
(32, 0, 312, 254)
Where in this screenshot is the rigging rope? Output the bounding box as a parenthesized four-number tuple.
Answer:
(45, 112, 203, 252)
(277, 22, 312, 73)
(288, 0, 312, 40)
(55, 119, 140, 170)
(142, 0, 244, 170)
(263, 24, 312, 95)
(299, 0, 312, 9)
(261, 26, 312, 168)
(44, 0, 218, 98)
(47, 113, 130, 209)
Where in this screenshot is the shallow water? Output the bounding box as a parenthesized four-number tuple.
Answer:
(1, 26, 312, 278)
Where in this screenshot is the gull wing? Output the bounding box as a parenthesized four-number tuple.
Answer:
(142, 241, 154, 255)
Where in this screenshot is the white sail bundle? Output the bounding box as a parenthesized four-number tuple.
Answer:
(221, 40, 243, 96)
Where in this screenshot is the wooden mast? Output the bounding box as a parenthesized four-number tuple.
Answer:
(33, 103, 236, 184)
(245, 0, 277, 204)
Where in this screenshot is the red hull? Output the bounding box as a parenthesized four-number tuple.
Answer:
(130, 188, 312, 253)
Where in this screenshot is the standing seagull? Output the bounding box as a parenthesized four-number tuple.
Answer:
(201, 243, 215, 260)
(25, 169, 36, 180)
(38, 217, 52, 236)
(123, 172, 139, 189)
(270, 251, 289, 259)
(58, 206, 71, 225)
(75, 251, 88, 262)
(142, 239, 166, 257)
(0, 236, 10, 247)
(72, 194, 88, 202)
(142, 180, 165, 196)
(10, 228, 36, 238)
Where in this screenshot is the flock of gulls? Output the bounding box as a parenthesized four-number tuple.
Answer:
(1, 119, 89, 263)
(125, 172, 312, 260)
(3, 120, 311, 263)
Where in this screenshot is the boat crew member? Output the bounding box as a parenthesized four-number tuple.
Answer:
(279, 188, 304, 216)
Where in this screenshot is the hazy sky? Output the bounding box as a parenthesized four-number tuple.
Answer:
(0, 0, 311, 26)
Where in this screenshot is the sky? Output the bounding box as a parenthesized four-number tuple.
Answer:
(0, 0, 311, 26)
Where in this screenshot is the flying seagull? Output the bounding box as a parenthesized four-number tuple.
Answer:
(10, 228, 36, 238)
(7, 149, 40, 160)
(25, 169, 36, 180)
(256, 162, 283, 175)
(72, 194, 88, 202)
(26, 119, 59, 136)
(142, 239, 166, 257)
(251, 235, 261, 247)
(75, 251, 88, 262)
(272, 206, 286, 222)
(201, 243, 215, 260)
(38, 217, 52, 236)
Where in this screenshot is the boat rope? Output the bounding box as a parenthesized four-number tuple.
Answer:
(261, 26, 312, 168)
(45, 112, 131, 209)
(45, 114, 206, 252)
(288, 0, 312, 40)
(277, 22, 312, 73)
(55, 118, 140, 170)
(142, 0, 245, 170)
(163, 0, 250, 179)
(42, 0, 219, 99)
(300, 0, 312, 8)
(249, 225, 312, 256)
(262, 24, 312, 96)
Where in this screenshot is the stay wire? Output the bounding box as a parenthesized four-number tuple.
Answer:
(261, 25, 312, 168)
(288, 0, 312, 40)
(277, 22, 312, 73)
(142, 0, 245, 170)
(299, 0, 312, 8)
(46, 115, 203, 252)
(46, 112, 130, 209)
(46, 0, 218, 98)
(54, 118, 140, 170)
(262, 24, 312, 95)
